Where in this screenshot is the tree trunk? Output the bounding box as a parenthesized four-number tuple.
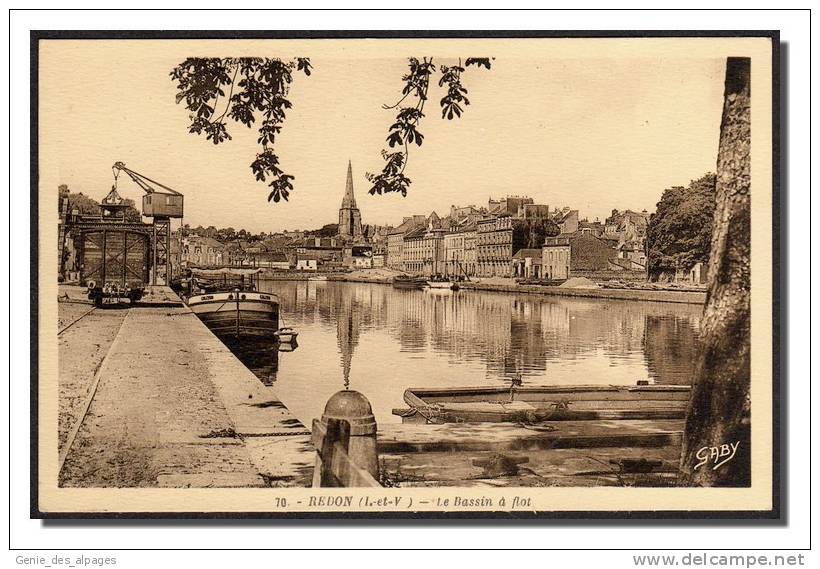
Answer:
(680, 57, 751, 486)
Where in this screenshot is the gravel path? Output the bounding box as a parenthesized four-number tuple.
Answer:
(59, 302, 265, 488)
(58, 301, 128, 452)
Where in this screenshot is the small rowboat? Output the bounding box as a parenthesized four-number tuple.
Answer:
(273, 327, 299, 343)
(392, 383, 690, 424)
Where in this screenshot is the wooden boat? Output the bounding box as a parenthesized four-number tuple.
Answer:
(426, 277, 454, 289)
(273, 327, 299, 343)
(392, 383, 690, 424)
(392, 275, 428, 289)
(185, 268, 279, 337)
(277, 339, 299, 352)
(428, 274, 466, 291)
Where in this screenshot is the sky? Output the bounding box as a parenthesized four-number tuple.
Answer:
(39, 39, 727, 234)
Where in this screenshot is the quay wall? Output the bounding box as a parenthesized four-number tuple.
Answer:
(460, 281, 706, 304)
(57, 285, 313, 489)
(257, 269, 706, 304)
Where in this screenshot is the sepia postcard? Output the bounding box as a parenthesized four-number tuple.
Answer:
(33, 31, 779, 519)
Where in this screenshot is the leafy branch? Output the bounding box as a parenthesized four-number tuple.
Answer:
(367, 57, 492, 197)
(170, 57, 311, 203)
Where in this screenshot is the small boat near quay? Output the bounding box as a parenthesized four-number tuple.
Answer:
(273, 327, 299, 343)
(392, 383, 690, 424)
(426, 278, 454, 289)
(392, 275, 428, 289)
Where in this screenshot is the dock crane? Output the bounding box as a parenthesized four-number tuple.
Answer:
(112, 162, 184, 285)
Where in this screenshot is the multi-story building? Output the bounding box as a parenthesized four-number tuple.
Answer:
(184, 235, 226, 267)
(387, 230, 405, 270)
(402, 225, 427, 274)
(448, 204, 482, 223)
(542, 232, 620, 280)
(401, 212, 446, 276)
(604, 209, 650, 268)
(542, 235, 571, 280)
(444, 218, 477, 277)
(444, 229, 465, 277)
(475, 210, 559, 277)
(605, 208, 649, 239)
(387, 215, 426, 271)
(476, 215, 516, 277)
(553, 208, 579, 234)
(462, 223, 477, 276)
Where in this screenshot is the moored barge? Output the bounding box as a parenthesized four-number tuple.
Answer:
(185, 268, 280, 338)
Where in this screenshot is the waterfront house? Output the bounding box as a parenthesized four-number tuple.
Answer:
(387, 215, 426, 271)
(542, 235, 572, 280)
(343, 245, 374, 269)
(476, 215, 507, 277)
(400, 212, 447, 276)
(512, 248, 544, 279)
(444, 227, 465, 277)
(444, 218, 477, 277)
(402, 225, 427, 274)
(422, 213, 448, 276)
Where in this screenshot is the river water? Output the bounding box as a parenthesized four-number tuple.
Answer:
(223, 280, 702, 427)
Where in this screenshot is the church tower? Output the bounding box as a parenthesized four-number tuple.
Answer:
(338, 160, 362, 238)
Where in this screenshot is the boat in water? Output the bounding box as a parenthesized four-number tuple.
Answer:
(392, 275, 428, 289)
(184, 268, 280, 338)
(273, 327, 299, 343)
(427, 274, 466, 291)
(392, 382, 690, 424)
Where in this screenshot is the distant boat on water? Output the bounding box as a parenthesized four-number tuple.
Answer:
(392, 275, 428, 289)
(427, 275, 463, 290)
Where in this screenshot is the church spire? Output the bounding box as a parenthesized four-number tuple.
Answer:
(341, 160, 357, 209)
(338, 160, 362, 238)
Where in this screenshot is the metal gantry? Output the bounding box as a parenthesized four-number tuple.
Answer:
(112, 162, 184, 285)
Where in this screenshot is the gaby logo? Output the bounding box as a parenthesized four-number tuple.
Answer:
(694, 441, 740, 471)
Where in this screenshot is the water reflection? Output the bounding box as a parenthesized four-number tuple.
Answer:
(247, 280, 701, 425)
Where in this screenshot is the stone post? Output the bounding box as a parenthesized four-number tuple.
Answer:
(312, 390, 379, 487)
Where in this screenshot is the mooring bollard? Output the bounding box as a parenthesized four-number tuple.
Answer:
(312, 390, 379, 487)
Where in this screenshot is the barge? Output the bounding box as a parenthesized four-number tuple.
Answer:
(185, 268, 280, 338)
